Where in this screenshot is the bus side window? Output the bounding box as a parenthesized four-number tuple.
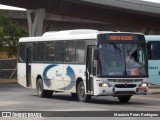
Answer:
(65, 41, 75, 63)
(32, 43, 36, 62)
(147, 42, 160, 60)
(37, 42, 45, 62)
(154, 42, 160, 60)
(147, 43, 152, 60)
(75, 41, 85, 63)
(46, 42, 55, 62)
(55, 42, 64, 62)
(19, 43, 26, 62)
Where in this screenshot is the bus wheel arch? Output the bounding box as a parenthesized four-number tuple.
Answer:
(36, 75, 42, 86)
(76, 78, 83, 92)
(36, 75, 53, 98)
(76, 78, 91, 102)
(71, 78, 83, 99)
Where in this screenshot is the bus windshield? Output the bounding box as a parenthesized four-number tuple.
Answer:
(97, 43, 147, 77)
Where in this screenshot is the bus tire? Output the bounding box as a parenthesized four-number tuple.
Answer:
(77, 81, 91, 102)
(118, 95, 131, 103)
(36, 79, 53, 98)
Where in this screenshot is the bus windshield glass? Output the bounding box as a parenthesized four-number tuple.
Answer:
(97, 43, 147, 77)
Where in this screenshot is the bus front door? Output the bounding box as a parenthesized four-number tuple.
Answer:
(86, 46, 96, 94)
(26, 47, 32, 87)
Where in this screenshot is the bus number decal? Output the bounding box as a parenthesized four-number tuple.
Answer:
(149, 66, 158, 69)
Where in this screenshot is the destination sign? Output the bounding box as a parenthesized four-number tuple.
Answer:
(108, 35, 133, 41)
(97, 33, 145, 43)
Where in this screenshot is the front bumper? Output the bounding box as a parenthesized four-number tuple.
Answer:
(94, 83, 148, 96)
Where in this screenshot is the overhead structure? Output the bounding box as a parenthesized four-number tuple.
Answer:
(0, 0, 160, 36)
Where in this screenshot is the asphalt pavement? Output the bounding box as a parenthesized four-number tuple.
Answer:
(0, 82, 160, 119)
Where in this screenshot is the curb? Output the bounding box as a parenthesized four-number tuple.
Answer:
(0, 80, 17, 84)
(148, 88, 160, 94)
(148, 85, 160, 94)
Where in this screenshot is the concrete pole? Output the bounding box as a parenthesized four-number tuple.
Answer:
(26, 8, 45, 37)
(141, 28, 150, 35)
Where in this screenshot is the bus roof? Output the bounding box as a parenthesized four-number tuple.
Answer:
(19, 29, 100, 42)
(19, 29, 144, 42)
(145, 35, 160, 41)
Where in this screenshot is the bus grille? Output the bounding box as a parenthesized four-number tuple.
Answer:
(114, 84, 136, 88)
(114, 91, 136, 95)
(108, 79, 142, 83)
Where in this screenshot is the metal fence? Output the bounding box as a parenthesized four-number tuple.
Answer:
(0, 59, 17, 80)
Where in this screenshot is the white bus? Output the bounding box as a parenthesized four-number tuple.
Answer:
(145, 35, 160, 85)
(18, 29, 148, 103)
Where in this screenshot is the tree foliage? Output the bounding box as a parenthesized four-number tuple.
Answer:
(0, 14, 28, 57)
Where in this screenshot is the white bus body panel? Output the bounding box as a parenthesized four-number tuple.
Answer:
(145, 35, 160, 85)
(17, 63, 27, 87)
(93, 77, 148, 96)
(18, 63, 86, 93)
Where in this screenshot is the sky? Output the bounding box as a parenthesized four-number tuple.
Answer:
(0, 4, 26, 11)
(0, 0, 160, 11)
(142, 0, 160, 3)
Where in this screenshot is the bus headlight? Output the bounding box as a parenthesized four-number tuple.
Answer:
(99, 83, 108, 87)
(141, 83, 147, 88)
(99, 83, 112, 87)
(102, 83, 108, 87)
(138, 83, 148, 92)
(139, 82, 148, 88)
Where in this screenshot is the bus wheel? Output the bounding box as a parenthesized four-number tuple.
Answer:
(118, 96, 131, 103)
(36, 79, 53, 98)
(77, 81, 91, 102)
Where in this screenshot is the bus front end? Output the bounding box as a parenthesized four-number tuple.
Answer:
(88, 33, 148, 102)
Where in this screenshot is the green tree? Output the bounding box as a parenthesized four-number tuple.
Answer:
(0, 14, 28, 57)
